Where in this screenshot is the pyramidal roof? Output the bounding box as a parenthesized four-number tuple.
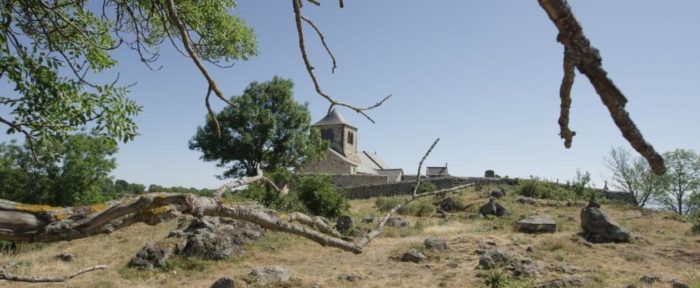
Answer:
(312, 110, 355, 128)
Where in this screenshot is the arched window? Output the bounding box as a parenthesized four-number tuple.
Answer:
(347, 131, 354, 144)
(321, 129, 334, 141)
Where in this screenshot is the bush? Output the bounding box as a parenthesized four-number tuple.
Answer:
(374, 197, 436, 217)
(415, 181, 437, 194)
(295, 175, 348, 218)
(516, 179, 578, 201)
(692, 220, 700, 235)
(235, 168, 305, 212)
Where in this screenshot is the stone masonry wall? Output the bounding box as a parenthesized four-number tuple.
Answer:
(328, 174, 388, 187)
(298, 150, 354, 175)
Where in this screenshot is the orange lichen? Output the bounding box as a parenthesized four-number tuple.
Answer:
(15, 204, 72, 221)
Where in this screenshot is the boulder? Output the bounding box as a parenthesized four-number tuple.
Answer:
(424, 237, 449, 251)
(401, 249, 427, 263)
(335, 215, 354, 233)
(210, 277, 236, 288)
(580, 201, 630, 243)
(437, 197, 464, 212)
(513, 258, 540, 277)
(128, 241, 179, 270)
(337, 273, 362, 282)
(516, 197, 538, 205)
(129, 216, 264, 270)
(181, 217, 264, 260)
(670, 279, 690, 288)
(517, 215, 557, 233)
(248, 266, 291, 285)
(640, 274, 660, 284)
(477, 248, 510, 269)
(386, 217, 409, 228)
(534, 277, 584, 288)
(362, 215, 375, 224)
(479, 198, 510, 217)
(490, 190, 506, 198)
(55, 252, 74, 262)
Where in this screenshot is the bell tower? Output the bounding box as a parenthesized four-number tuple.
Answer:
(312, 110, 359, 164)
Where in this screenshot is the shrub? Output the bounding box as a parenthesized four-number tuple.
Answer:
(516, 179, 578, 201)
(692, 221, 700, 235)
(375, 197, 436, 217)
(375, 197, 404, 212)
(235, 168, 304, 212)
(295, 175, 348, 218)
(415, 181, 437, 194)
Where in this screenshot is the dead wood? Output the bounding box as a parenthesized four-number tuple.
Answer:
(538, 0, 665, 175)
(0, 265, 106, 283)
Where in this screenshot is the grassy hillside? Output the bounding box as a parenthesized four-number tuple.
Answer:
(1, 185, 699, 287)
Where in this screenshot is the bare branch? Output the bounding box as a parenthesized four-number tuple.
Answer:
(292, 0, 391, 123)
(0, 265, 107, 283)
(301, 15, 337, 74)
(538, 0, 666, 175)
(163, 0, 234, 137)
(558, 47, 576, 148)
(412, 138, 440, 197)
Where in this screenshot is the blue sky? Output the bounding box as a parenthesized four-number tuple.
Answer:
(2, 1, 699, 189)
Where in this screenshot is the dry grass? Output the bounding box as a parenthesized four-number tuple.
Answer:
(1, 186, 699, 287)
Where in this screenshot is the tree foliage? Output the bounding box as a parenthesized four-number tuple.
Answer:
(0, 134, 117, 206)
(605, 147, 667, 207)
(0, 0, 258, 156)
(657, 149, 700, 215)
(189, 77, 327, 178)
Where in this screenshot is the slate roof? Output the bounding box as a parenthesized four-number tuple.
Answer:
(427, 166, 449, 176)
(312, 110, 355, 128)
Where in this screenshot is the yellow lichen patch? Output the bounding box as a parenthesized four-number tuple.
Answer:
(15, 203, 73, 221)
(88, 203, 110, 214)
(148, 206, 172, 215)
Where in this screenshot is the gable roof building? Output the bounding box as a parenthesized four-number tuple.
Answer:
(298, 110, 403, 182)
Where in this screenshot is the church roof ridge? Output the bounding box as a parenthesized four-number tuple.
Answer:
(312, 109, 355, 128)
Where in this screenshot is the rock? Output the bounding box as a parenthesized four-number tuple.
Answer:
(386, 217, 409, 228)
(513, 258, 540, 277)
(401, 249, 427, 263)
(55, 252, 74, 262)
(181, 217, 264, 260)
(128, 242, 177, 270)
(337, 273, 362, 282)
(210, 277, 236, 288)
(534, 276, 584, 288)
(479, 198, 510, 217)
(362, 215, 375, 223)
(580, 201, 630, 243)
(670, 279, 690, 288)
(516, 197, 538, 205)
(248, 266, 291, 285)
(517, 215, 557, 233)
(335, 215, 354, 233)
(424, 237, 449, 251)
(477, 248, 510, 269)
(437, 197, 464, 212)
(490, 190, 506, 198)
(640, 274, 660, 284)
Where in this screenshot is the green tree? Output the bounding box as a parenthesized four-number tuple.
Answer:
(0, 134, 118, 206)
(657, 149, 700, 215)
(0, 1, 257, 156)
(189, 77, 327, 177)
(605, 147, 667, 207)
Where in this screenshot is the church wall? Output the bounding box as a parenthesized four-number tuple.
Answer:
(298, 149, 354, 174)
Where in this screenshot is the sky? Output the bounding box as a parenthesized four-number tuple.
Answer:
(2, 1, 699, 189)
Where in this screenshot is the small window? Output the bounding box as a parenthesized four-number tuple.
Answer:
(321, 129, 334, 141)
(347, 131, 354, 144)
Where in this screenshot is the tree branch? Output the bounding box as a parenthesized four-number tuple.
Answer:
(538, 0, 666, 175)
(0, 265, 107, 283)
(558, 47, 576, 148)
(412, 138, 440, 197)
(292, 0, 391, 123)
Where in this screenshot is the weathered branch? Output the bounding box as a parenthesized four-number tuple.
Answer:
(412, 138, 440, 197)
(301, 15, 337, 74)
(292, 0, 391, 123)
(163, 0, 233, 137)
(558, 47, 576, 148)
(538, 0, 665, 175)
(0, 265, 107, 283)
